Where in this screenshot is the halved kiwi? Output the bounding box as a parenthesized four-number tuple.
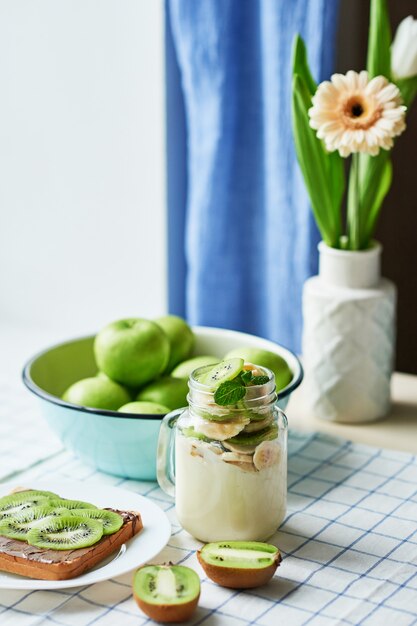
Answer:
(197, 541, 281, 588)
(133, 564, 200, 623)
(202, 358, 244, 389)
(0, 492, 53, 518)
(0, 506, 60, 540)
(27, 515, 103, 550)
(47, 499, 97, 510)
(71, 509, 123, 535)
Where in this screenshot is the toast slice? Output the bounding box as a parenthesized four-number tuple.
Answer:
(0, 508, 143, 581)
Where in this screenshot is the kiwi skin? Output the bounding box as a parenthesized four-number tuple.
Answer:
(133, 565, 200, 623)
(197, 548, 282, 589)
(134, 594, 199, 624)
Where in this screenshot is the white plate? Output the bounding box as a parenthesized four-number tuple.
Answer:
(0, 479, 171, 590)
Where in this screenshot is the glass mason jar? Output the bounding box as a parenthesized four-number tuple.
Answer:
(157, 364, 288, 542)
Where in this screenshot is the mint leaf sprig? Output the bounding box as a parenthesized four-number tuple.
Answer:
(251, 375, 270, 385)
(239, 369, 269, 386)
(214, 370, 270, 406)
(214, 381, 246, 406)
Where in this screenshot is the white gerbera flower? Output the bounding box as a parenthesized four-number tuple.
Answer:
(392, 16, 417, 80)
(308, 70, 406, 157)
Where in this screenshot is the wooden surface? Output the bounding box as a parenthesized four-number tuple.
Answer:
(287, 372, 417, 454)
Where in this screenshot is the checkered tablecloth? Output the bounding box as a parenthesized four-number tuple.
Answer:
(0, 384, 417, 625)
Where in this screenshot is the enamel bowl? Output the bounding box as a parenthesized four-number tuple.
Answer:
(22, 326, 303, 480)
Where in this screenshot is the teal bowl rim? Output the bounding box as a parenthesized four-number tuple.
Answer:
(21, 333, 303, 421)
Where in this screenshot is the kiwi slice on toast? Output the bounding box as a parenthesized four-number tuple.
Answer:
(198, 541, 281, 588)
(202, 358, 244, 389)
(27, 515, 103, 550)
(0, 506, 60, 540)
(133, 564, 200, 623)
(12, 489, 59, 500)
(0, 492, 52, 518)
(71, 509, 123, 535)
(47, 499, 97, 510)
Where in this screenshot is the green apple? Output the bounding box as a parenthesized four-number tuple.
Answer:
(97, 371, 139, 400)
(224, 347, 293, 391)
(154, 315, 194, 373)
(62, 377, 130, 410)
(171, 355, 219, 379)
(137, 376, 189, 410)
(94, 318, 170, 387)
(96, 371, 109, 379)
(118, 401, 170, 415)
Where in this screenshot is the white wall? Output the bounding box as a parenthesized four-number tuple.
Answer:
(0, 0, 167, 372)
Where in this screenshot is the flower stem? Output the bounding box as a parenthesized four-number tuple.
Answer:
(348, 152, 360, 250)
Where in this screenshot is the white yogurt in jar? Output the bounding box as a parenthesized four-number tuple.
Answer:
(175, 428, 287, 542)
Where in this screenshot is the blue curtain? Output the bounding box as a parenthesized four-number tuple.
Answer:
(167, 0, 340, 353)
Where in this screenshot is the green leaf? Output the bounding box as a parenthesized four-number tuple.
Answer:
(348, 151, 392, 249)
(214, 381, 246, 406)
(292, 35, 343, 245)
(291, 34, 316, 95)
(347, 153, 361, 250)
(291, 35, 344, 246)
(292, 74, 341, 247)
(251, 376, 270, 386)
(367, 0, 391, 79)
(240, 370, 253, 385)
(361, 155, 392, 247)
(396, 76, 417, 108)
(327, 150, 345, 240)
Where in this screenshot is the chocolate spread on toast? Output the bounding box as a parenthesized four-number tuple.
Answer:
(0, 509, 143, 579)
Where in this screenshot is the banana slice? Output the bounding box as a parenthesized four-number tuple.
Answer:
(243, 362, 265, 377)
(191, 440, 222, 456)
(224, 460, 257, 473)
(253, 441, 281, 470)
(194, 416, 249, 441)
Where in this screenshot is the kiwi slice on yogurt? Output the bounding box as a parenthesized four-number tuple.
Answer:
(198, 541, 281, 589)
(243, 415, 274, 433)
(182, 426, 212, 442)
(133, 564, 200, 623)
(225, 423, 278, 447)
(27, 515, 103, 550)
(202, 358, 244, 389)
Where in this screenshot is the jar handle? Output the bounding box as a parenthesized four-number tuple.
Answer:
(156, 409, 182, 497)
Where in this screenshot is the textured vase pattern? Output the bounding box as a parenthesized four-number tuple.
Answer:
(302, 277, 396, 423)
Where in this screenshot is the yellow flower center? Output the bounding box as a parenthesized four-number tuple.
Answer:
(341, 95, 381, 130)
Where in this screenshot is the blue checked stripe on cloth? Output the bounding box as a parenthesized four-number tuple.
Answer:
(0, 387, 416, 625)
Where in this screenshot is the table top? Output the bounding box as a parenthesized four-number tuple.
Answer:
(287, 372, 417, 454)
(0, 378, 416, 625)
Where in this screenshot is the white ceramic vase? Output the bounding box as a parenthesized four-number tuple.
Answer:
(302, 242, 396, 423)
